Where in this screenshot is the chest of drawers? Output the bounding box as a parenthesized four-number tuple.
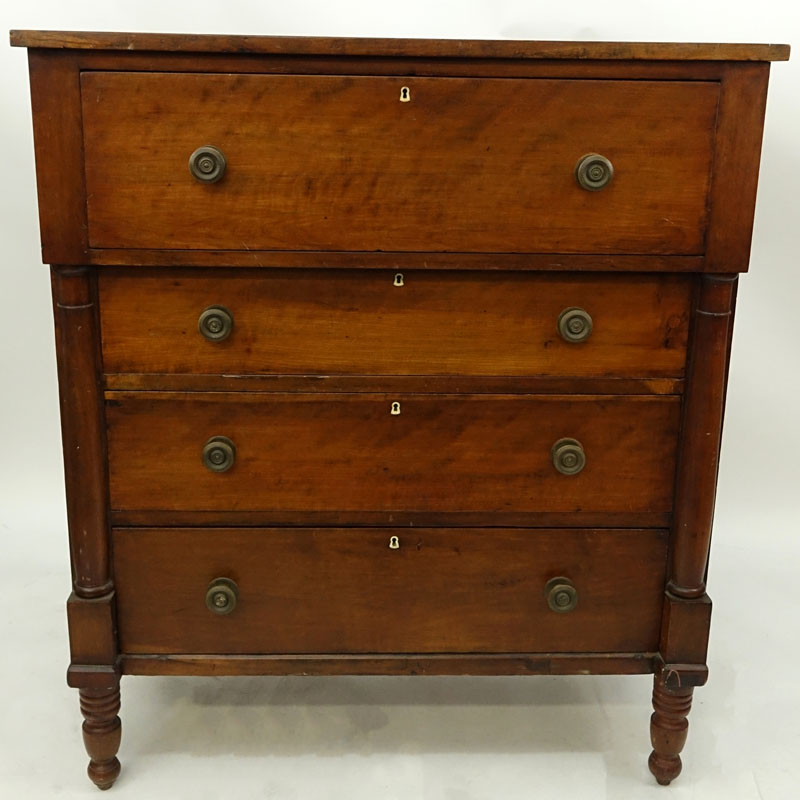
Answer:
(12, 29, 789, 789)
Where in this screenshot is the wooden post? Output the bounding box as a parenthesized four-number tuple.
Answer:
(52, 265, 121, 789)
(651, 273, 737, 784)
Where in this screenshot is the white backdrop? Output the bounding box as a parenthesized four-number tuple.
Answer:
(1, 2, 798, 798)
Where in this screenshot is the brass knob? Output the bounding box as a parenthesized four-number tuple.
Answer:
(575, 153, 613, 191)
(558, 307, 593, 343)
(189, 145, 226, 183)
(545, 577, 578, 613)
(552, 437, 586, 475)
(198, 305, 233, 341)
(203, 436, 236, 473)
(205, 577, 239, 615)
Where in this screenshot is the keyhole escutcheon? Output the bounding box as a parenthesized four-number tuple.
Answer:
(400, 86, 411, 102)
(393, 272, 404, 287)
(391, 401, 401, 415)
(389, 535, 400, 550)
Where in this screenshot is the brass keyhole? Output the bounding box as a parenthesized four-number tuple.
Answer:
(389, 535, 400, 550)
(393, 272, 404, 287)
(400, 86, 410, 102)
(391, 401, 401, 415)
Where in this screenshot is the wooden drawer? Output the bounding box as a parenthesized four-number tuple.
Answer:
(82, 73, 718, 254)
(113, 527, 668, 654)
(106, 392, 680, 515)
(99, 270, 691, 378)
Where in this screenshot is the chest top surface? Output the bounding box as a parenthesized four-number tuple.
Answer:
(8, 30, 792, 60)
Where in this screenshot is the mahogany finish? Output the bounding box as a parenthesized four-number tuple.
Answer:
(98, 270, 690, 378)
(10, 30, 791, 60)
(105, 392, 680, 515)
(649, 678, 695, 785)
(13, 29, 787, 789)
(669, 275, 737, 599)
(79, 687, 122, 791)
(113, 527, 667, 654)
(82, 73, 717, 254)
(120, 653, 657, 677)
(50, 266, 112, 599)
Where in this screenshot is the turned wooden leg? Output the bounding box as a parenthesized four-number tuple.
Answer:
(648, 677, 693, 785)
(79, 687, 121, 790)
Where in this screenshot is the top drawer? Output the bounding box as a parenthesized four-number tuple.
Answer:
(81, 73, 719, 254)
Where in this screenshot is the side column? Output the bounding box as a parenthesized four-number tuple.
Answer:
(52, 265, 121, 790)
(650, 273, 737, 785)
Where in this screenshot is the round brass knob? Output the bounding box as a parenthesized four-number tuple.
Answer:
(545, 577, 578, 613)
(552, 437, 586, 476)
(575, 153, 613, 191)
(558, 307, 593, 343)
(205, 577, 239, 615)
(198, 305, 234, 341)
(203, 436, 236, 473)
(189, 145, 226, 183)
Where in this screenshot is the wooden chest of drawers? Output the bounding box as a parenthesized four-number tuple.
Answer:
(12, 29, 789, 789)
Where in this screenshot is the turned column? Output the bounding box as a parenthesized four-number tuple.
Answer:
(668, 274, 738, 600)
(649, 676, 694, 785)
(650, 273, 736, 785)
(52, 265, 121, 789)
(80, 688, 122, 790)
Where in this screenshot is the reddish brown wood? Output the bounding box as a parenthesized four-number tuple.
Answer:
(121, 652, 657, 677)
(103, 373, 684, 396)
(649, 676, 694, 785)
(660, 662, 709, 691)
(79, 687, 121, 790)
(27, 52, 86, 264)
(89, 249, 706, 272)
(74, 50, 732, 80)
(105, 392, 680, 514)
(66, 592, 117, 665)
(68, 665, 121, 690)
(99, 269, 691, 378)
(705, 64, 771, 272)
(659, 592, 712, 665)
(13, 31, 788, 788)
(51, 266, 112, 600)
(669, 275, 737, 598)
(10, 30, 790, 61)
(82, 73, 718, 254)
(112, 527, 667, 654)
(109, 509, 672, 528)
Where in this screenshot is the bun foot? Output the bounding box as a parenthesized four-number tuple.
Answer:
(648, 676, 693, 786)
(87, 757, 121, 791)
(79, 687, 122, 790)
(648, 749, 682, 785)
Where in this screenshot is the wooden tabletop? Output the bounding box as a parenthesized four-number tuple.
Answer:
(8, 30, 790, 61)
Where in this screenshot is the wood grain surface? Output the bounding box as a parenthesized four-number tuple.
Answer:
(27, 52, 87, 264)
(120, 652, 657, 677)
(99, 269, 691, 378)
(10, 30, 791, 61)
(82, 73, 719, 254)
(105, 392, 680, 514)
(112, 527, 668, 654)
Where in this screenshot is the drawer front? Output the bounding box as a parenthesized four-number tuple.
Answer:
(82, 73, 718, 254)
(99, 270, 691, 378)
(106, 393, 680, 514)
(113, 527, 668, 654)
